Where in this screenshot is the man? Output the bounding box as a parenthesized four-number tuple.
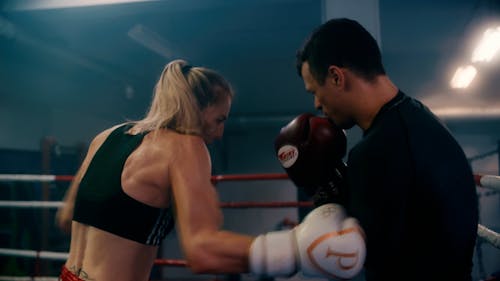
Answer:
(295, 18, 478, 280)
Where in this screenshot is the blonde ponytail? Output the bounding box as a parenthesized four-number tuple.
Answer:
(131, 59, 233, 135)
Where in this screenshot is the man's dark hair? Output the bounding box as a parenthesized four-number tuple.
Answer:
(296, 18, 385, 84)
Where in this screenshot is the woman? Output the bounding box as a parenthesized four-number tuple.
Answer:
(56, 60, 253, 281)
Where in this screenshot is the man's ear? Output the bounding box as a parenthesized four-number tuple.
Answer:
(327, 66, 343, 86)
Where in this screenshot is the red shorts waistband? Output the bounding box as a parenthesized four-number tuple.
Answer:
(59, 266, 84, 281)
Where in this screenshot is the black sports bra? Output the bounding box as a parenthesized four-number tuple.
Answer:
(73, 124, 174, 245)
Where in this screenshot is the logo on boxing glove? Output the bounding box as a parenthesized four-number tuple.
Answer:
(306, 228, 364, 279)
(277, 145, 299, 168)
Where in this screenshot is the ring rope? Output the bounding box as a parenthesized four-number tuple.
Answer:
(3, 200, 495, 247)
(211, 173, 288, 183)
(2, 217, 499, 267)
(477, 224, 500, 248)
(219, 201, 313, 208)
(0, 173, 498, 250)
(0, 201, 313, 209)
(0, 277, 58, 281)
(1, 173, 499, 191)
(0, 174, 75, 182)
(0, 248, 68, 260)
(0, 248, 187, 267)
(0, 201, 64, 208)
(0, 173, 287, 183)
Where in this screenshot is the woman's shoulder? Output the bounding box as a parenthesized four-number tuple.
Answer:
(156, 129, 203, 142)
(148, 129, 207, 155)
(89, 124, 125, 148)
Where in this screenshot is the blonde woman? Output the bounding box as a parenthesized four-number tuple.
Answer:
(56, 60, 253, 281)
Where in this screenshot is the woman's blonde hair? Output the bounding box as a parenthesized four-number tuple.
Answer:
(132, 59, 234, 135)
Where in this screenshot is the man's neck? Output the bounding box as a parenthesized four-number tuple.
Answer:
(354, 75, 398, 131)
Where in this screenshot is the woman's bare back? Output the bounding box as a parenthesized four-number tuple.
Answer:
(64, 127, 175, 280)
(66, 222, 158, 281)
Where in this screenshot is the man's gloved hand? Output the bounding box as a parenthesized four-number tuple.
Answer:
(275, 113, 348, 206)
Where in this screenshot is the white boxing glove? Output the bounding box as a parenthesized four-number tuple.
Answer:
(249, 203, 366, 279)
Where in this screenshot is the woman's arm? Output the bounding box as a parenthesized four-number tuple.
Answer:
(170, 135, 254, 274)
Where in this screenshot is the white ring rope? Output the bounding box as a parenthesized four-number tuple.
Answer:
(0, 174, 56, 182)
(0, 173, 500, 191)
(0, 248, 68, 260)
(477, 224, 500, 249)
(0, 201, 64, 208)
(0, 277, 58, 281)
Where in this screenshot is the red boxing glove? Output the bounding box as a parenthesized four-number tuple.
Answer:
(275, 113, 347, 204)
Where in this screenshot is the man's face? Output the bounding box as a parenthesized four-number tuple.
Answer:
(300, 62, 355, 129)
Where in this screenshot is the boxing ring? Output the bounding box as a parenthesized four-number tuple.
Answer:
(0, 172, 499, 280)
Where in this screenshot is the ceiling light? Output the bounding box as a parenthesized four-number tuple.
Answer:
(450, 65, 477, 89)
(127, 24, 172, 59)
(5, 0, 157, 11)
(471, 26, 500, 63)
